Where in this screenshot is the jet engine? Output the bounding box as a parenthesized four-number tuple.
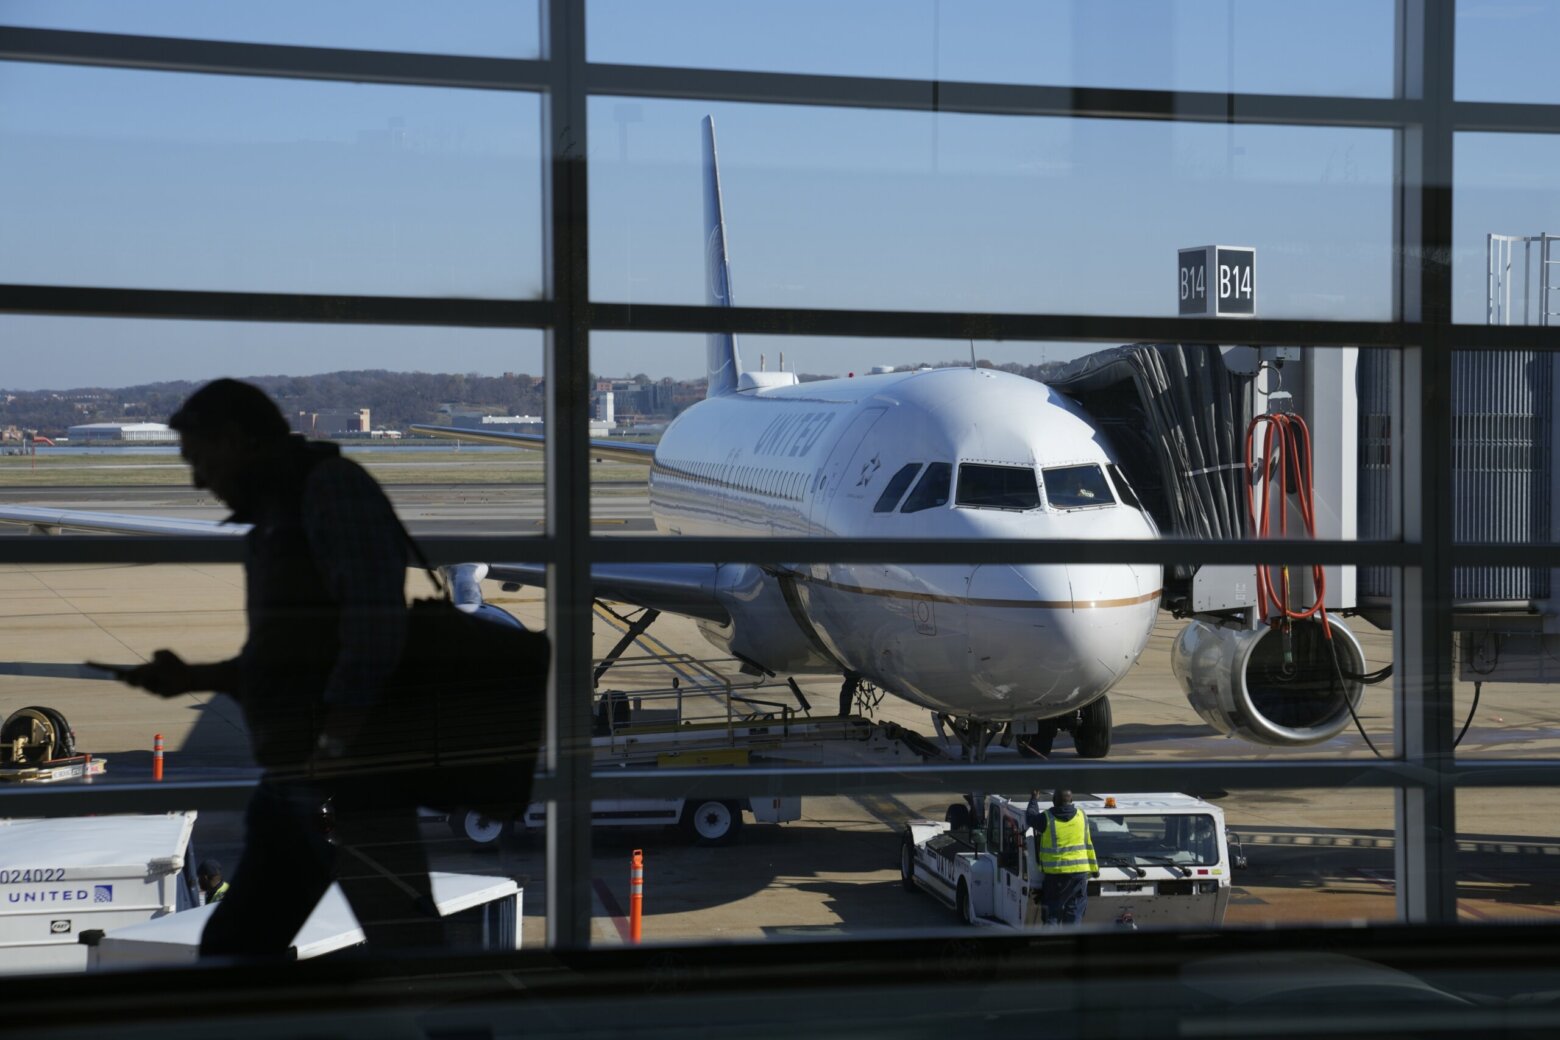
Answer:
(1171, 617, 1367, 747)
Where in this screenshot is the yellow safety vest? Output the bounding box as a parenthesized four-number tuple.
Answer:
(207, 882, 229, 904)
(1037, 810, 1097, 875)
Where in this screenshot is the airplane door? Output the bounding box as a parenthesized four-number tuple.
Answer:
(808, 407, 885, 532)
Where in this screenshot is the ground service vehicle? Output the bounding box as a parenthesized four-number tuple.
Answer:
(901, 793, 1239, 928)
(0, 813, 200, 973)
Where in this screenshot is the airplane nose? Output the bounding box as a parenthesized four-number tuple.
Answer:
(965, 564, 1156, 716)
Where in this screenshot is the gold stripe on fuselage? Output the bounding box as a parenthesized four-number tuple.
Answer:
(794, 574, 1163, 611)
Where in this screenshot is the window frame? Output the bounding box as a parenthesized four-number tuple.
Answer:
(0, 1, 1542, 947)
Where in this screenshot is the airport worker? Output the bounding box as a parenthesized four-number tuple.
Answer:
(1025, 788, 1099, 926)
(105, 378, 444, 959)
(196, 860, 229, 904)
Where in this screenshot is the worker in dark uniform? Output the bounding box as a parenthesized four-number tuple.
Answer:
(108, 379, 443, 959)
(197, 860, 230, 904)
(1026, 788, 1099, 925)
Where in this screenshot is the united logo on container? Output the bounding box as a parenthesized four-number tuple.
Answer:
(92, 885, 112, 903)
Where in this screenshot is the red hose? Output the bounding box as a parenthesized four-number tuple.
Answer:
(1245, 411, 1330, 636)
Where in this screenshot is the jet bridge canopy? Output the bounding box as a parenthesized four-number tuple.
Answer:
(1049, 344, 1256, 608)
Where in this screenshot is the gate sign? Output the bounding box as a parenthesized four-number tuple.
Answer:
(1178, 245, 1256, 317)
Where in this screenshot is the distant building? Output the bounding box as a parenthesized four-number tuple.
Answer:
(67, 422, 177, 443)
(594, 391, 615, 427)
(290, 408, 371, 436)
(312, 408, 371, 435)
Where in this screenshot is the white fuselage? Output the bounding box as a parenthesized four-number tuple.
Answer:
(648, 367, 1161, 723)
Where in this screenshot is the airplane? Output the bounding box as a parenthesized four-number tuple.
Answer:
(0, 117, 1367, 759)
(409, 116, 1163, 759)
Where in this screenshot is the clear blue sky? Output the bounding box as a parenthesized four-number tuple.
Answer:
(0, 0, 1555, 390)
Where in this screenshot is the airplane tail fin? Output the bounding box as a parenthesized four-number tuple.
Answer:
(703, 115, 742, 397)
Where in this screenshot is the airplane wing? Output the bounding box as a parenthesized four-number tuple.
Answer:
(0, 506, 246, 537)
(486, 562, 729, 625)
(0, 507, 729, 625)
(408, 424, 656, 465)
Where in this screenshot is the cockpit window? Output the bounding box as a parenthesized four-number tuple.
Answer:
(1042, 464, 1116, 509)
(874, 463, 922, 513)
(955, 463, 1040, 510)
(900, 462, 952, 513)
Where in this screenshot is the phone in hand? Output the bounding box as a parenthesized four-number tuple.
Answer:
(85, 661, 137, 681)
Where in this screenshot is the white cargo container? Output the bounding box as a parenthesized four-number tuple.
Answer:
(89, 872, 520, 967)
(0, 812, 199, 974)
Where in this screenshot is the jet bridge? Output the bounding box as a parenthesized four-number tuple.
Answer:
(1048, 301, 1371, 748)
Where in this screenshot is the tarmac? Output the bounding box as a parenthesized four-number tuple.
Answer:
(1, 482, 1557, 954)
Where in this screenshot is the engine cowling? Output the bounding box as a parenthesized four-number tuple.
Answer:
(1171, 617, 1367, 747)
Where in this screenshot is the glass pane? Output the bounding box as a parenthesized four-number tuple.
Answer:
(574, 784, 1395, 942)
(1454, 134, 1560, 325)
(1447, 583, 1560, 760)
(1457, 0, 1560, 103)
(0, 62, 545, 298)
(1, 0, 541, 60)
(873, 463, 921, 513)
(591, 334, 1402, 550)
(589, 0, 1395, 98)
(1456, 789, 1560, 922)
(0, 316, 549, 526)
(957, 464, 1040, 510)
(590, 99, 1395, 318)
(1041, 464, 1113, 509)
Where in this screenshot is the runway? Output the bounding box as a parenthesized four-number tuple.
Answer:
(0, 482, 1557, 953)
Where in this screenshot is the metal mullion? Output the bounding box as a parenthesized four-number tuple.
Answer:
(0, 285, 554, 329)
(589, 302, 1410, 349)
(0, 26, 549, 92)
(1392, 0, 1458, 926)
(1450, 544, 1560, 568)
(0, 779, 257, 818)
(587, 62, 1416, 128)
(1452, 324, 1560, 351)
(571, 762, 1430, 802)
(1454, 100, 1560, 135)
(541, 0, 593, 952)
(586, 537, 1413, 568)
(0, 536, 555, 566)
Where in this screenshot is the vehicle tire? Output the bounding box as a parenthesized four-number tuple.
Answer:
(682, 799, 743, 846)
(1018, 721, 1059, 758)
(1073, 695, 1112, 759)
(448, 807, 512, 848)
(944, 802, 972, 832)
(37, 707, 75, 758)
(956, 880, 976, 926)
(900, 833, 918, 892)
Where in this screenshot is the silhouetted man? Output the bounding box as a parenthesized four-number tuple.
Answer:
(110, 379, 442, 958)
(1026, 788, 1098, 925)
(196, 859, 229, 904)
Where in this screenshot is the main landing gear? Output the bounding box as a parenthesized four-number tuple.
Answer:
(1012, 696, 1113, 760)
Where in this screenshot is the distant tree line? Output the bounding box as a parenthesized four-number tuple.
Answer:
(1, 359, 1073, 438)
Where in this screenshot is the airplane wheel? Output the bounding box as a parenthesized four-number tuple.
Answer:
(449, 807, 512, 848)
(900, 833, 918, 892)
(944, 802, 972, 832)
(1018, 722, 1058, 758)
(683, 799, 743, 846)
(1074, 696, 1112, 759)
